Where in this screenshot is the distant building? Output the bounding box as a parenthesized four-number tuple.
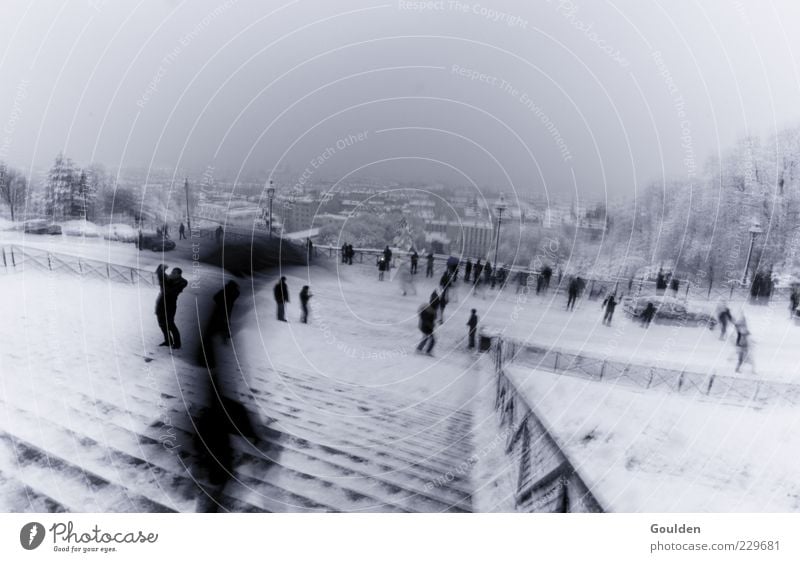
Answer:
(453, 221, 493, 259)
(280, 196, 317, 233)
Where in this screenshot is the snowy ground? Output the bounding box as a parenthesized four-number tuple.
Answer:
(505, 364, 800, 511)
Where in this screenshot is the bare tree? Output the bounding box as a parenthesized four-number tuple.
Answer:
(0, 163, 28, 222)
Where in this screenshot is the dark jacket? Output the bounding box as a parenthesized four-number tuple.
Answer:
(274, 280, 289, 303)
(155, 265, 187, 314)
(300, 287, 311, 305)
(467, 313, 478, 332)
(419, 304, 437, 334)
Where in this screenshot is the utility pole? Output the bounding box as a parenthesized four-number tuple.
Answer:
(184, 177, 191, 235)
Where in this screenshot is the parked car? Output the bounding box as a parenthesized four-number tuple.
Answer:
(137, 231, 176, 252)
(23, 219, 62, 235)
(622, 295, 717, 329)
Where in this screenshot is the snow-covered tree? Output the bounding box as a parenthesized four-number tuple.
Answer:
(0, 163, 27, 222)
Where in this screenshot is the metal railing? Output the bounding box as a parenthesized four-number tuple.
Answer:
(490, 338, 604, 513)
(1, 245, 157, 286)
(496, 336, 800, 408)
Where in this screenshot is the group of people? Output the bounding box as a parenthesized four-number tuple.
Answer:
(273, 276, 313, 323)
(340, 243, 356, 265)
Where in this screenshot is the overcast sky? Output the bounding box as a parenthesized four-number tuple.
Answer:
(2, 0, 800, 200)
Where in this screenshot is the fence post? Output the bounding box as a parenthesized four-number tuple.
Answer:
(10, 247, 15, 267)
(646, 368, 654, 388)
(553, 352, 559, 371)
(599, 360, 606, 380)
(706, 373, 715, 395)
(2, 247, 6, 269)
(47, 254, 52, 270)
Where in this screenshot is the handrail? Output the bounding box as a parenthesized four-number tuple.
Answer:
(490, 336, 604, 512)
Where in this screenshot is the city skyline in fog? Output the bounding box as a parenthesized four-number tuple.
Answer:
(3, 0, 800, 200)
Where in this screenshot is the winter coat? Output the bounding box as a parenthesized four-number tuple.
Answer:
(419, 304, 437, 334)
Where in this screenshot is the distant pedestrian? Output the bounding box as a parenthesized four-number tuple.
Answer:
(208, 280, 240, 345)
(179, 222, 186, 240)
(155, 264, 188, 349)
(542, 266, 553, 291)
(641, 302, 656, 328)
(567, 277, 579, 310)
(467, 309, 478, 350)
(378, 256, 387, 281)
(465, 259, 472, 283)
(383, 245, 393, 266)
(346, 244, 354, 265)
(416, 294, 437, 355)
(426, 252, 434, 277)
(516, 270, 528, 294)
(484, 261, 492, 285)
(734, 317, 754, 373)
(306, 238, 314, 261)
(215, 225, 224, 244)
(717, 302, 733, 340)
(790, 288, 799, 319)
(602, 294, 617, 326)
(274, 276, 289, 321)
(410, 250, 419, 274)
(163, 223, 170, 239)
(299, 285, 312, 324)
(473, 260, 483, 286)
(341, 243, 348, 263)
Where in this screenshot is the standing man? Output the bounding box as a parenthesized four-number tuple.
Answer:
(566, 277, 579, 310)
(717, 301, 733, 340)
(417, 294, 438, 356)
(383, 245, 393, 267)
(465, 259, 472, 283)
(274, 276, 289, 321)
(215, 225, 224, 245)
(426, 252, 435, 278)
(208, 280, 240, 345)
(299, 285, 312, 324)
(306, 238, 314, 262)
(155, 264, 188, 349)
(602, 293, 618, 326)
(179, 222, 186, 240)
(467, 309, 478, 350)
(410, 250, 419, 274)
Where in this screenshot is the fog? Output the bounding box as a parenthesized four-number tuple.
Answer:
(2, 0, 800, 199)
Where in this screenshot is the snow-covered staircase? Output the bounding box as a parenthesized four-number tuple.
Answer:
(0, 359, 474, 513)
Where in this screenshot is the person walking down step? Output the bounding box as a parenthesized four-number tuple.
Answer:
(416, 293, 438, 356)
(274, 276, 289, 322)
(602, 293, 617, 326)
(716, 301, 733, 340)
(299, 285, 312, 324)
(467, 309, 478, 350)
(155, 264, 188, 349)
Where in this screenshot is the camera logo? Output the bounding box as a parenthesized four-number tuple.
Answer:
(20, 522, 45, 550)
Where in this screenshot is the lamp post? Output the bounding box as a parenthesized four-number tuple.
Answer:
(267, 180, 275, 239)
(493, 194, 507, 264)
(742, 220, 763, 284)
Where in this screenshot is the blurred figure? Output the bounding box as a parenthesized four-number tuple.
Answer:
(426, 252, 435, 277)
(179, 222, 186, 240)
(215, 225, 224, 244)
(716, 301, 733, 340)
(416, 293, 438, 355)
(602, 293, 617, 326)
(641, 302, 656, 328)
(734, 316, 755, 374)
(299, 285, 312, 323)
(378, 256, 387, 281)
(155, 264, 188, 349)
(566, 277, 579, 310)
(274, 276, 289, 321)
(465, 259, 472, 283)
(467, 309, 478, 350)
(209, 281, 241, 344)
(410, 250, 419, 274)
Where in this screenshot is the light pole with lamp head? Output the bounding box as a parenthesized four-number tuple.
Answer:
(267, 180, 275, 239)
(742, 220, 763, 284)
(494, 194, 507, 264)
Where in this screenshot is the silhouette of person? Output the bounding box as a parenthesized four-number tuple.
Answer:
(274, 276, 289, 321)
(467, 309, 478, 349)
(300, 285, 312, 323)
(155, 264, 188, 349)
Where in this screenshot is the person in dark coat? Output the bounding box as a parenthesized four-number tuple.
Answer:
(516, 270, 528, 294)
(208, 280, 240, 344)
(410, 250, 419, 274)
(179, 222, 186, 240)
(465, 259, 472, 282)
(306, 238, 314, 261)
(473, 259, 483, 286)
(566, 277, 579, 310)
(426, 252, 435, 277)
(602, 294, 617, 326)
(790, 289, 799, 319)
(378, 256, 386, 281)
(346, 243, 354, 265)
(484, 261, 492, 285)
(467, 309, 478, 350)
(215, 225, 224, 244)
(417, 294, 438, 355)
(641, 302, 656, 328)
(542, 266, 553, 291)
(274, 276, 289, 321)
(155, 264, 188, 349)
(299, 285, 312, 323)
(383, 245, 392, 265)
(717, 302, 733, 340)
(341, 243, 348, 263)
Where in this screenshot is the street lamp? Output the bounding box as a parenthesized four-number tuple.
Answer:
(493, 194, 507, 264)
(742, 220, 763, 284)
(267, 180, 275, 239)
